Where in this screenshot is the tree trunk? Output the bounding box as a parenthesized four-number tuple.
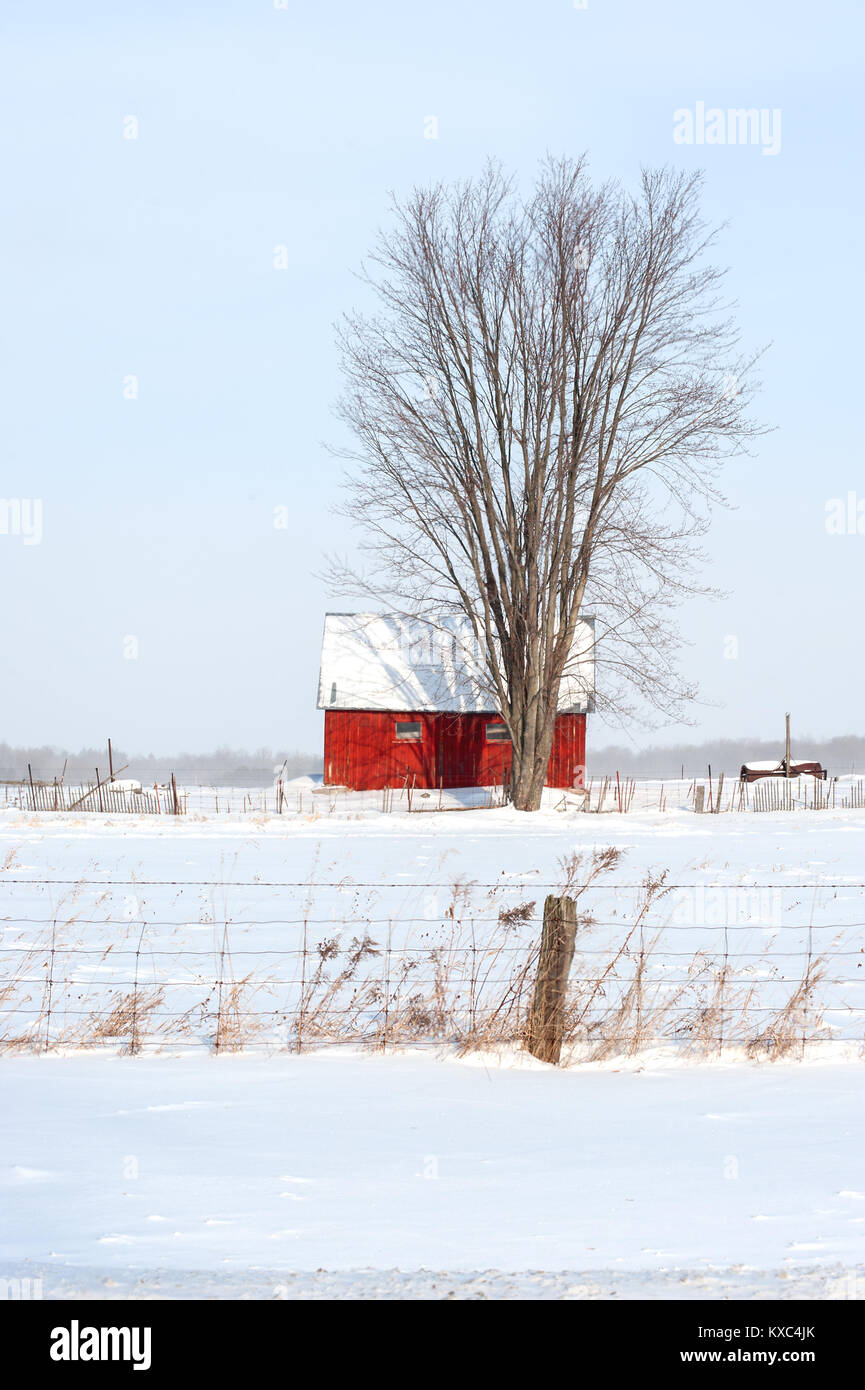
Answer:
(510, 710, 557, 811)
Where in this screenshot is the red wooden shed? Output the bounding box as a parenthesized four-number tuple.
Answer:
(317, 613, 594, 792)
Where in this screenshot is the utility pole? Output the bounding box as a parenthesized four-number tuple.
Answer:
(785, 711, 791, 776)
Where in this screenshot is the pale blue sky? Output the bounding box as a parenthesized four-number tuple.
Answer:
(1, 0, 863, 754)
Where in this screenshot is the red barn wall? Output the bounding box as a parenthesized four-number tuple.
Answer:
(548, 712, 586, 790)
(324, 710, 586, 791)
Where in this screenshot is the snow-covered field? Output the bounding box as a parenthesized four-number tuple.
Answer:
(1, 788, 863, 1298)
(2, 1052, 864, 1299)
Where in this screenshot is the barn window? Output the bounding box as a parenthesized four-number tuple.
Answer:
(485, 723, 510, 742)
(395, 720, 422, 740)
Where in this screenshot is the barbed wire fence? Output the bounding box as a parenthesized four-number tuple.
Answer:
(1, 875, 863, 1059)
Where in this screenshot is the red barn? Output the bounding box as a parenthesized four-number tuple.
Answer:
(317, 613, 594, 792)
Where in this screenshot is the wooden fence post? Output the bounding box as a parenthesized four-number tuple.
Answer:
(526, 894, 578, 1065)
(694, 785, 706, 814)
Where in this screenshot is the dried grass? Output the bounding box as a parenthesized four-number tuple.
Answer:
(0, 861, 851, 1062)
(744, 954, 832, 1061)
(90, 988, 166, 1055)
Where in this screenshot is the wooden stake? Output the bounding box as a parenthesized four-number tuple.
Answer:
(526, 895, 578, 1065)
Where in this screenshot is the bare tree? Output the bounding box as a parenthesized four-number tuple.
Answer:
(328, 158, 762, 811)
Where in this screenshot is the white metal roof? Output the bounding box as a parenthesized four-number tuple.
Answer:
(317, 612, 595, 714)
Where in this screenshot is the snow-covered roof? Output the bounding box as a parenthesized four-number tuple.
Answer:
(317, 612, 595, 714)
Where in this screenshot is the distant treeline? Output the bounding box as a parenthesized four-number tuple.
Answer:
(0, 744, 323, 787)
(588, 735, 865, 779)
(2, 735, 861, 788)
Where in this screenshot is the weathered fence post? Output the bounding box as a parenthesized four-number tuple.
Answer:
(526, 894, 578, 1064)
(694, 785, 706, 814)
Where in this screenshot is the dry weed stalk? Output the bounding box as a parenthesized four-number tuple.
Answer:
(90, 987, 166, 1055)
(582, 930, 688, 1061)
(294, 932, 382, 1044)
(212, 924, 266, 1053)
(745, 954, 832, 1060)
(565, 868, 673, 1042)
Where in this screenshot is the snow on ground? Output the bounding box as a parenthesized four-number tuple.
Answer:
(2, 1051, 864, 1299)
(7, 1262, 862, 1300)
(1, 791, 864, 1296)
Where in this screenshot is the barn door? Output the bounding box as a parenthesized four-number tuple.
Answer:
(439, 716, 477, 788)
